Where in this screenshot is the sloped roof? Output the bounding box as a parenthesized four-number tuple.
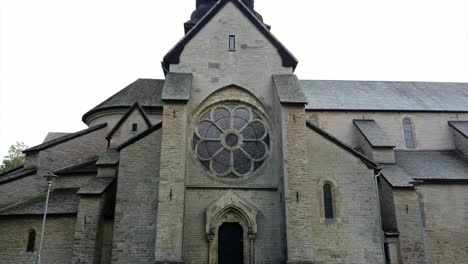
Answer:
(302, 80, 468, 112)
(43, 132, 71, 143)
(0, 189, 79, 216)
(82, 79, 165, 123)
(162, 0, 298, 74)
(381, 150, 468, 187)
(162, 73, 193, 102)
(96, 149, 120, 166)
(353, 120, 395, 148)
(55, 159, 98, 175)
(272, 74, 308, 104)
(77, 177, 115, 195)
(0, 167, 37, 185)
(24, 123, 107, 153)
(306, 121, 378, 169)
(449, 121, 468, 139)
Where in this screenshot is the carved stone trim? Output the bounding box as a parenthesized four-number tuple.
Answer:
(205, 190, 259, 264)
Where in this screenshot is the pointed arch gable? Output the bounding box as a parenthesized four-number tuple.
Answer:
(205, 190, 259, 235)
(162, 0, 297, 74)
(106, 102, 152, 140)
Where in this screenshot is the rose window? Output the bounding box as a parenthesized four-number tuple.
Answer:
(193, 104, 270, 177)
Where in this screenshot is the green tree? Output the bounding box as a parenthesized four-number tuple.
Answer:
(0, 142, 28, 173)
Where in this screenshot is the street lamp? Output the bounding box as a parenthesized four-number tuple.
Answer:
(36, 172, 58, 264)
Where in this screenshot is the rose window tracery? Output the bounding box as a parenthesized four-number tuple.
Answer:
(193, 104, 270, 177)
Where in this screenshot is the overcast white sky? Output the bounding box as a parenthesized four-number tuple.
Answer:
(0, 0, 467, 158)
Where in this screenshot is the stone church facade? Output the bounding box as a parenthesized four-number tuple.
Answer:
(1, 1, 468, 263)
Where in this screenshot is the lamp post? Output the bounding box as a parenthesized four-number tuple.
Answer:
(36, 172, 58, 264)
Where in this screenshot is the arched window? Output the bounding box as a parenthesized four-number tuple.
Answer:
(403, 118, 415, 148)
(323, 183, 334, 219)
(26, 229, 36, 252)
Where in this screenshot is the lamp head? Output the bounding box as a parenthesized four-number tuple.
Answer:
(43, 172, 58, 183)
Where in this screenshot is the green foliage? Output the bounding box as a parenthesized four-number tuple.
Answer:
(0, 142, 28, 173)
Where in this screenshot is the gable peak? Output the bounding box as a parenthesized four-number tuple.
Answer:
(185, 0, 263, 33)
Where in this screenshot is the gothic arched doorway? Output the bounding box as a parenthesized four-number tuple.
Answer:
(218, 223, 244, 264)
(205, 191, 259, 264)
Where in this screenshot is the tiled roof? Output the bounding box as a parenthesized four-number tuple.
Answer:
(449, 121, 468, 139)
(77, 177, 115, 195)
(381, 150, 468, 187)
(0, 167, 37, 185)
(82, 79, 164, 123)
(0, 189, 79, 216)
(272, 74, 308, 104)
(162, 73, 193, 102)
(353, 120, 395, 148)
(96, 149, 120, 166)
(302, 80, 468, 112)
(43, 132, 71, 143)
(24, 123, 107, 153)
(55, 159, 98, 175)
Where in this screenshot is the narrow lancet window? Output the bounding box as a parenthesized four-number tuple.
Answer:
(323, 183, 334, 219)
(403, 118, 415, 148)
(132, 123, 138, 132)
(26, 229, 36, 252)
(229, 35, 236, 50)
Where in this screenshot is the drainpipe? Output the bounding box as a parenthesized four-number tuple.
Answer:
(413, 180, 429, 264)
(373, 169, 386, 264)
(36, 172, 58, 264)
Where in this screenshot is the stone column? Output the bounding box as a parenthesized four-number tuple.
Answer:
(154, 103, 188, 264)
(281, 105, 315, 264)
(249, 233, 256, 264)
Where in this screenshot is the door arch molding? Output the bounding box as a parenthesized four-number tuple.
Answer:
(205, 190, 259, 264)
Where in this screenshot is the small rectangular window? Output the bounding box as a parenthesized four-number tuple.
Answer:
(132, 123, 138, 132)
(229, 35, 236, 51)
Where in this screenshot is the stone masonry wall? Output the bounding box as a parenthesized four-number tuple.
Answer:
(306, 125, 384, 264)
(282, 105, 315, 263)
(72, 194, 108, 264)
(183, 189, 283, 263)
(111, 128, 162, 264)
(392, 189, 426, 263)
(109, 108, 151, 148)
(309, 112, 468, 151)
(172, 1, 292, 113)
(155, 103, 187, 263)
(419, 184, 468, 264)
(0, 215, 76, 264)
